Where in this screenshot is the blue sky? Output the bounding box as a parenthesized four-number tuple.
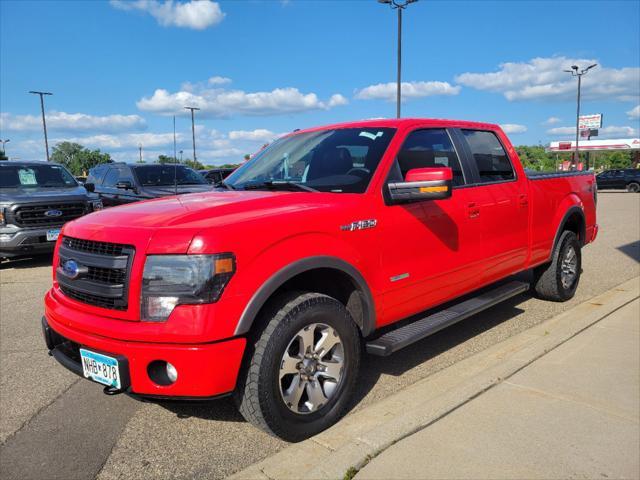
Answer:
(1, 0, 639, 165)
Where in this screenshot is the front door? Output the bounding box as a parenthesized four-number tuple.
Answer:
(377, 128, 486, 326)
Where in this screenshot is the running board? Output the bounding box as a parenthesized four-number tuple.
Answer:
(366, 281, 530, 356)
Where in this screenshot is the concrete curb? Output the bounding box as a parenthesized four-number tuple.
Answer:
(229, 278, 640, 480)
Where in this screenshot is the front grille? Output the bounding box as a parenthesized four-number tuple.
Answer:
(63, 237, 125, 256)
(86, 265, 127, 284)
(57, 237, 134, 311)
(14, 203, 86, 227)
(60, 285, 123, 310)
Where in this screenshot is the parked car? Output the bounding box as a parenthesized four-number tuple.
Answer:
(0, 161, 102, 259)
(43, 119, 597, 441)
(86, 163, 213, 207)
(595, 168, 640, 192)
(199, 168, 235, 186)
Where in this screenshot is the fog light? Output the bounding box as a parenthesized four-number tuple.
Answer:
(166, 362, 178, 382)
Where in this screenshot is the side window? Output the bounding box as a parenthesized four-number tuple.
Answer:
(87, 166, 106, 185)
(117, 167, 135, 185)
(102, 168, 119, 187)
(462, 130, 515, 183)
(396, 129, 465, 186)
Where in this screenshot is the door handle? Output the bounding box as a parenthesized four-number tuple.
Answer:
(518, 194, 528, 207)
(467, 202, 480, 219)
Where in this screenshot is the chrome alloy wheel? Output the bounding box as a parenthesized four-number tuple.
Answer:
(560, 245, 578, 289)
(278, 323, 345, 414)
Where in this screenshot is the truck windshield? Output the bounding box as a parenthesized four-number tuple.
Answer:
(225, 127, 396, 193)
(133, 165, 207, 186)
(0, 164, 78, 188)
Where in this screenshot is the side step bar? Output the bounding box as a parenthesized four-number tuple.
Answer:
(366, 281, 529, 356)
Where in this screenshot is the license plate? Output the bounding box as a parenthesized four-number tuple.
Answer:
(80, 348, 121, 389)
(46, 229, 60, 241)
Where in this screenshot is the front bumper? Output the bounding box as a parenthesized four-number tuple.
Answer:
(0, 226, 59, 257)
(42, 314, 246, 398)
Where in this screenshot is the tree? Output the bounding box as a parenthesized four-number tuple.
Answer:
(157, 155, 177, 164)
(0, 150, 7, 161)
(51, 142, 112, 176)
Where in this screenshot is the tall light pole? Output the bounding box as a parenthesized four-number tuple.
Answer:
(379, 0, 418, 119)
(138, 143, 143, 163)
(179, 150, 183, 162)
(29, 91, 53, 161)
(0, 139, 9, 157)
(184, 106, 200, 162)
(563, 63, 597, 169)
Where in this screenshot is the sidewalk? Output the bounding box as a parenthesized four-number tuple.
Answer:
(356, 298, 640, 480)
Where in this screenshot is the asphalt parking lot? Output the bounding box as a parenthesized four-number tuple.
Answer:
(1, 192, 639, 480)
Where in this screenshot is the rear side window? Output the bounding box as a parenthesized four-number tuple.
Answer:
(102, 168, 120, 187)
(396, 129, 465, 186)
(462, 130, 515, 183)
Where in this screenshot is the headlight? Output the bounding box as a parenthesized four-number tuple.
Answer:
(90, 200, 103, 211)
(141, 254, 235, 322)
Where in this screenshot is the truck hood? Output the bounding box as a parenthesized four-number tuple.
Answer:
(0, 185, 94, 205)
(73, 190, 335, 228)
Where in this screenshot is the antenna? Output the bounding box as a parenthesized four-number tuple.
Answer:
(173, 115, 178, 196)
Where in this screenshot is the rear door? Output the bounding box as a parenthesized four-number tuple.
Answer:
(456, 129, 529, 282)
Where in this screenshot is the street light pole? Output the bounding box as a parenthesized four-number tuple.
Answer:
(184, 106, 200, 162)
(138, 143, 143, 163)
(563, 64, 597, 169)
(379, 0, 418, 119)
(0, 139, 9, 157)
(29, 91, 53, 161)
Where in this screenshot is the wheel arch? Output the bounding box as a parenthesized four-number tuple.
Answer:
(552, 205, 586, 250)
(234, 256, 376, 337)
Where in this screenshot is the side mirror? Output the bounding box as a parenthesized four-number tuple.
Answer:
(388, 167, 453, 204)
(84, 182, 95, 193)
(115, 180, 134, 190)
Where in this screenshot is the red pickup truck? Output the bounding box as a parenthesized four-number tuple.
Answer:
(43, 119, 598, 440)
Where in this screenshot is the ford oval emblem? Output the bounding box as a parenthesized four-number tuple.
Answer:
(62, 259, 81, 279)
(45, 209, 63, 217)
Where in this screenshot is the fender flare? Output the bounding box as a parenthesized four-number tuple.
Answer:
(552, 206, 586, 251)
(233, 256, 376, 337)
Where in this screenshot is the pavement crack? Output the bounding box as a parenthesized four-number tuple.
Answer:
(0, 377, 81, 447)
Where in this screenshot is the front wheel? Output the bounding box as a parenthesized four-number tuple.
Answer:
(235, 292, 361, 441)
(533, 230, 582, 302)
(627, 182, 640, 193)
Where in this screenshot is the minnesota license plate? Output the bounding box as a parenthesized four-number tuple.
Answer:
(80, 348, 121, 389)
(46, 229, 60, 241)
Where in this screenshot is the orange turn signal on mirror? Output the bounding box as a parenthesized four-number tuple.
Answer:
(419, 185, 448, 193)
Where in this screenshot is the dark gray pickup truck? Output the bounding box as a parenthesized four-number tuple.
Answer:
(0, 161, 103, 259)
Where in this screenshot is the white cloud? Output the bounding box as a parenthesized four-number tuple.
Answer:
(355, 81, 460, 101)
(60, 132, 184, 150)
(110, 0, 224, 30)
(208, 75, 231, 85)
(543, 116, 561, 125)
(228, 129, 280, 142)
(500, 124, 527, 134)
(455, 57, 640, 102)
(137, 80, 347, 116)
(546, 125, 638, 139)
(627, 105, 640, 120)
(0, 111, 146, 132)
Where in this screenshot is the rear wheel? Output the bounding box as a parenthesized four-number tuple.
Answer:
(235, 292, 361, 441)
(626, 182, 640, 193)
(533, 230, 582, 302)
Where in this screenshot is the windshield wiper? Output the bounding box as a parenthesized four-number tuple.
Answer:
(242, 180, 318, 192)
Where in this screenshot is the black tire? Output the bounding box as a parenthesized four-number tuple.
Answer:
(626, 182, 640, 193)
(235, 291, 361, 441)
(533, 230, 582, 302)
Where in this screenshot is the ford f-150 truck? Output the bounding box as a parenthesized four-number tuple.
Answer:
(42, 119, 598, 441)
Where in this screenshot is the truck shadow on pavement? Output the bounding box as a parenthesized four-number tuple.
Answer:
(157, 280, 532, 425)
(617, 240, 640, 263)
